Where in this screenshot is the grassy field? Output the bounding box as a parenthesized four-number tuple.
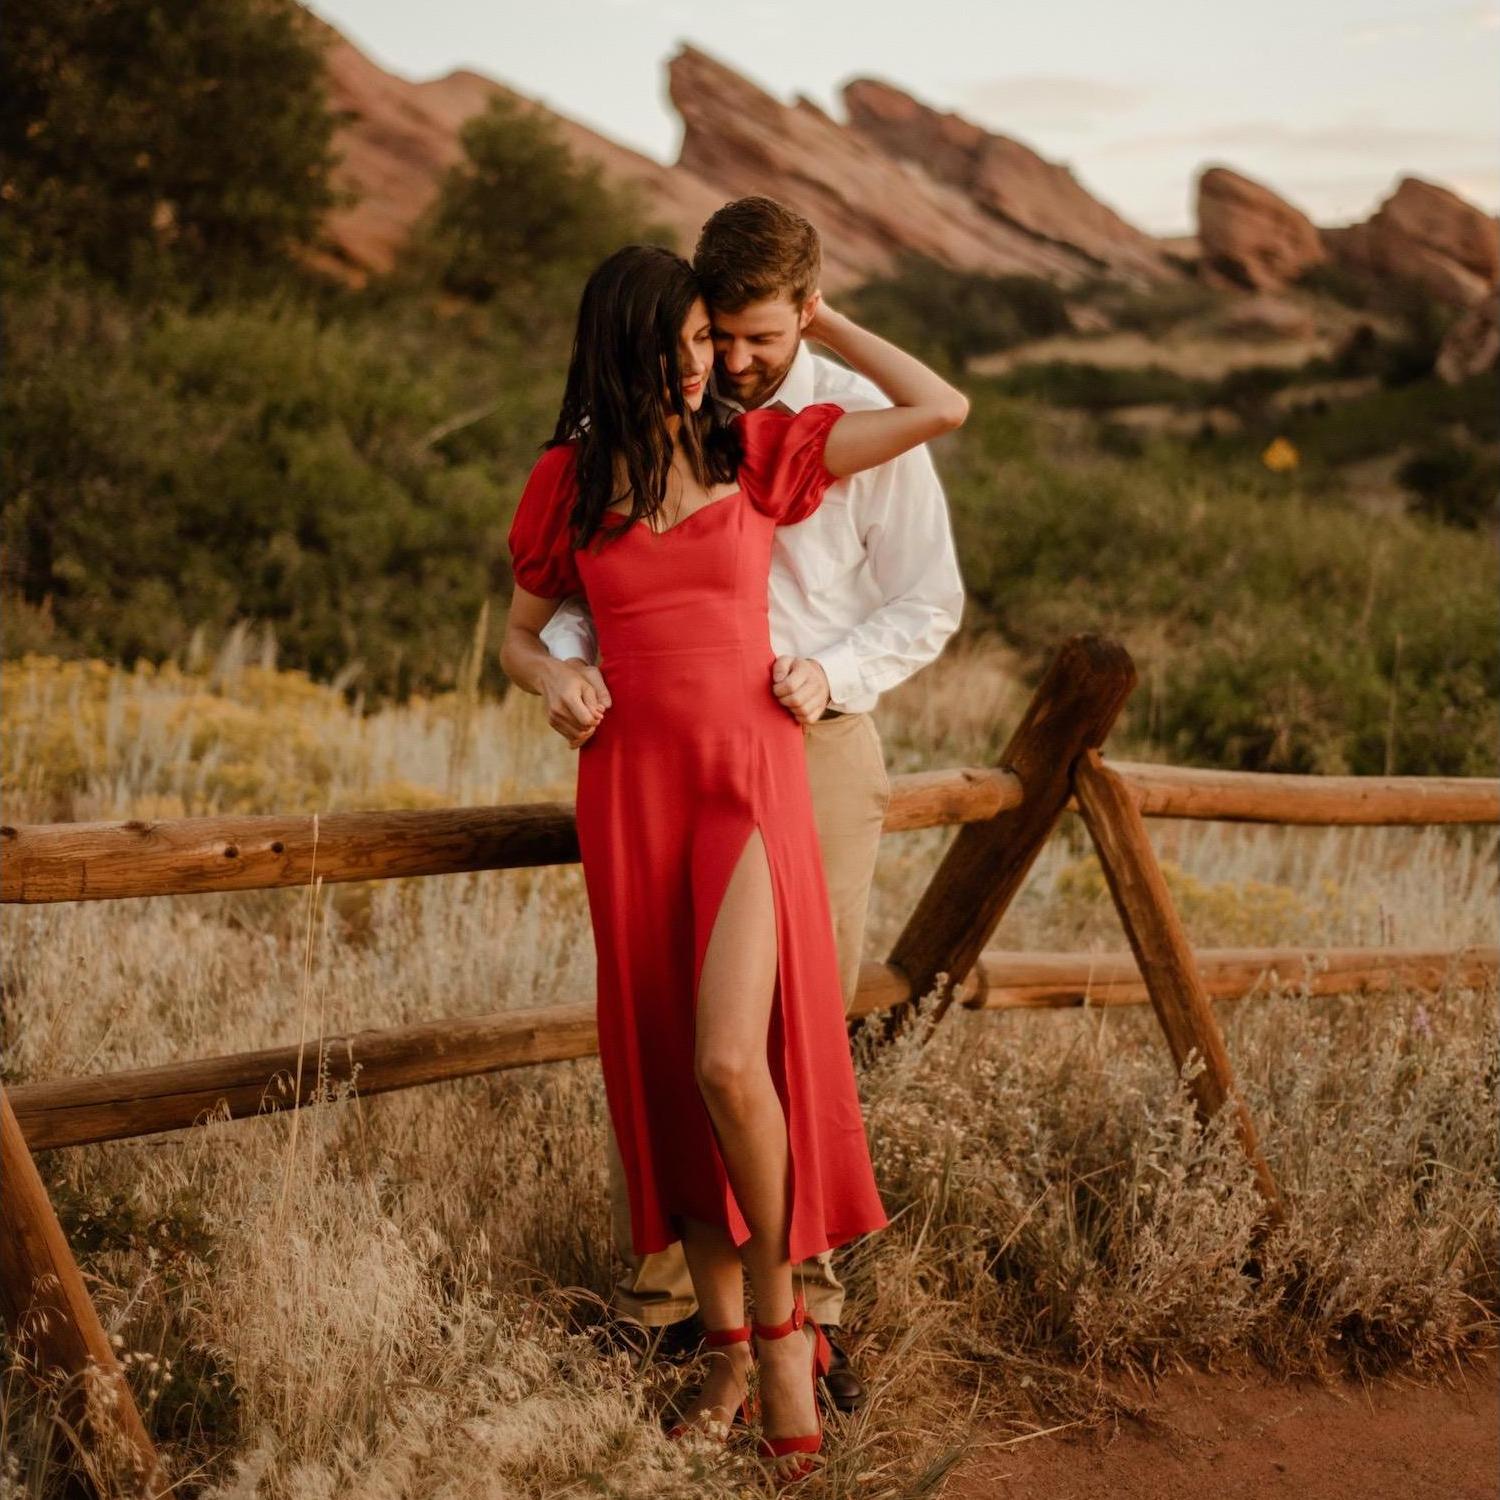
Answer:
(2, 644, 1496, 1497)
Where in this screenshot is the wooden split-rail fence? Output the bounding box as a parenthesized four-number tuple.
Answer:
(3, 633, 1497, 1494)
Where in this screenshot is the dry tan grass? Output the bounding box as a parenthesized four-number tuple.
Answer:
(2, 642, 1496, 1498)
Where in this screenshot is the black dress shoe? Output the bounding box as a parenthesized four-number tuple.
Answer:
(594, 1312, 703, 1365)
(816, 1326, 867, 1413)
(651, 1313, 706, 1364)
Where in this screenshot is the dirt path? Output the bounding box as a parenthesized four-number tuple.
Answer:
(946, 1359, 1497, 1500)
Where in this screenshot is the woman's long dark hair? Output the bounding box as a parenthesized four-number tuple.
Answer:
(548, 245, 740, 548)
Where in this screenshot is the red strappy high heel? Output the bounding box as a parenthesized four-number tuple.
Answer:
(665, 1323, 753, 1441)
(752, 1293, 831, 1484)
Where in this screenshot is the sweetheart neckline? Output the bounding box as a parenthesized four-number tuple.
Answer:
(602, 489, 744, 538)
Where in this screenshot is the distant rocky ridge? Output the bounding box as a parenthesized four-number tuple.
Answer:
(667, 47, 1153, 289)
(840, 77, 1176, 285)
(1322, 176, 1500, 308)
(315, 15, 1498, 326)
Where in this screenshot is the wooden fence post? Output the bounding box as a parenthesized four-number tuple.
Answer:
(882, 633, 1138, 1035)
(1072, 749, 1284, 1218)
(0, 1085, 164, 1495)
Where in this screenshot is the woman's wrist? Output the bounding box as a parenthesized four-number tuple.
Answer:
(536, 654, 579, 694)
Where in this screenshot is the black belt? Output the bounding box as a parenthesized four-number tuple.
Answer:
(818, 707, 846, 720)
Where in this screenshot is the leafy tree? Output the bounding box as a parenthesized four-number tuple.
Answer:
(406, 93, 666, 325)
(1, 0, 340, 293)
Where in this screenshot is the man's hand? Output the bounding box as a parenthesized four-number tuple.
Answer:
(771, 655, 831, 725)
(541, 658, 612, 748)
(803, 290, 845, 344)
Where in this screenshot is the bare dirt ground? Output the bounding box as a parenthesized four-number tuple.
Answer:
(947, 1358, 1498, 1500)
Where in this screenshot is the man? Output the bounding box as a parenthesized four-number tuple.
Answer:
(535, 196, 964, 1410)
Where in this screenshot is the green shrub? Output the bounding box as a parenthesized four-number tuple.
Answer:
(0, 279, 563, 699)
(1398, 440, 1500, 530)
(983, 362, 1213, 409)
(1211, 363, 1300, 418)
(948, 389, 1498, 776)
(1273, 371, 1498, 468)
(1295, 265, 1458, 385)
(400, 94, 668, 333)
(848, 257, 1072, 369)
(1091, 279, 1225, 338)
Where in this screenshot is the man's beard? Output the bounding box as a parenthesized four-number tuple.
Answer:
(719, 349, 797, 408)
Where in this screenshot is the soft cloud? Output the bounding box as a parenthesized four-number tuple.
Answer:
(959, 75, 1151, 132)
(1259, 167, 1498, 221)
(1437, 167, 1500, 204)
(1094, 118, 1495, 159)
(1347, 20, 1424, 46)
(1349, 2, 1500, 43)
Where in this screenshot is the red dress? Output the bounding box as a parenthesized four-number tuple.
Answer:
(507, 403, 888, 1265)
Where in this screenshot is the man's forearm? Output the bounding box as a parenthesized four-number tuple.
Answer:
(499, 626, 573, 697)
(539, 595, 599, 665)
(809, 594, 962, 708)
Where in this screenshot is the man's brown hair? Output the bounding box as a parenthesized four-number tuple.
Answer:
(693, 196, 821, 311)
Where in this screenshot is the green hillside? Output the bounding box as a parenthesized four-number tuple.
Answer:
(3, 0, 1495, 775)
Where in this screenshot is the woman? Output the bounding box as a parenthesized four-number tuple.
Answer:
(501, 245, 967, 1480)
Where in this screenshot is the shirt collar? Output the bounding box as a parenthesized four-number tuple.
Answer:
(710, 340, 818, 418)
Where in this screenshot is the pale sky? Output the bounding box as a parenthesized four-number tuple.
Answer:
(309, 0, 1498, 235)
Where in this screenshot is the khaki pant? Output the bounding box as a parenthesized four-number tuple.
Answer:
(605, 710, 891, 1327)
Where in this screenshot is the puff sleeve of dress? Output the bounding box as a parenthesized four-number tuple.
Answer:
(733, 402, 844, 526)
(507, 443, 583, 598)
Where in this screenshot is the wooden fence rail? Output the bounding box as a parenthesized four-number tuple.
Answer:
(10, 946, 1494, 1155)
(3, 631, 1497, 1494)
(0, 767, 1014, 904)
(1103, 761, 1498, 825)
(5, 764, 1492, 907)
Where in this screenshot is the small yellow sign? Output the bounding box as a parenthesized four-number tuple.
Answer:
(1261, 436, 1299, 472)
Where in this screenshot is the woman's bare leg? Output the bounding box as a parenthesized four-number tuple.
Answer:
(693, 829, 820, 1459)
(673, 1217, 751, 1430)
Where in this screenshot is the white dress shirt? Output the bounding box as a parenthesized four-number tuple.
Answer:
(536, 342, 965, 714)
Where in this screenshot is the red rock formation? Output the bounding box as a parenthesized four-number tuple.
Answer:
(1195, 167, 1327, 291)
(1323, 177, 1500, 308)
(842, 78, 1175, 284)
(318, 29, 468, 276)
(668, 46, 1116, 289)
(316, 23, 720, 278)
(310, 15, 1497, 320)
(1435, 297, 1499, 382)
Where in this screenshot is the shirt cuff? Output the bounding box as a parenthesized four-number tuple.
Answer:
(539, 612, 598, 665)
(809, 639, 864, 711)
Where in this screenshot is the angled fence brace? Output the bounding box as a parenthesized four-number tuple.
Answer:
(881, 632, 1138, 1036)
(1072, 747, 1285, 1220)
(0, 1086, 165, 1496)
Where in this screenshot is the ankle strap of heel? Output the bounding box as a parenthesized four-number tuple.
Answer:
(703, 1324, 752, 1348)
(751, 1294, 806, 1343)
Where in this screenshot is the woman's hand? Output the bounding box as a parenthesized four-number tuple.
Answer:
(541, 658, 610, 748)
(500, 586, 611, 749)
